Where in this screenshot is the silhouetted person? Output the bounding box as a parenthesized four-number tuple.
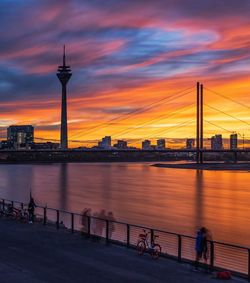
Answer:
(28, 197, 36, 224)
(7, 203, 13, 216)
(107, 211, 116, 239)
(81, 208, 91, 234)
(97, 209, 106, 237)
(194, 227, 208, 271)
(91, 211, 98, 235)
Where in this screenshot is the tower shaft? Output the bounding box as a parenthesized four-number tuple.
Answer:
(57, 45, 72, 150)
(60, 84, 68, 149)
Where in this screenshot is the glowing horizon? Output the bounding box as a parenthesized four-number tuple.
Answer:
(0, 0, 249, 148)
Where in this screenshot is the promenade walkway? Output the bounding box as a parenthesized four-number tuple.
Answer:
(0, 218, 242, 283)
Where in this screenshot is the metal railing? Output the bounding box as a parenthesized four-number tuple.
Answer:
(1, 197, 249, 280)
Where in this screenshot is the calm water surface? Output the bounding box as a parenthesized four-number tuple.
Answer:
(0, 163, 249, 246)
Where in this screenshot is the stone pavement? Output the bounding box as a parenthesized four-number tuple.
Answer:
(0, 218, 244, 283)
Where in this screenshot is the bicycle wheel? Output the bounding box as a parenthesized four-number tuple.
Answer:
(137, 240, 146, 255)
(151, 244, 161, 259)
(11, 211, 18, 220)
(22, 212, 29, 223)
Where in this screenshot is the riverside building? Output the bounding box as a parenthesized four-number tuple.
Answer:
(230, 133, 238, 150)
(211, 134, 223, 150)
(7, 125, 34, 149)
(186, 138, 195, 149)
(142, 140, 151, 149)
(157, 139, 166, 149)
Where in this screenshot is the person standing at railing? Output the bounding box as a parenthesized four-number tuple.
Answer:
(98, 209, 106, 237)
(194, 227, 208, 271)
(80, 208, 91, 234)
(107, 211, 116, 239)
(28, 197, 36, 224)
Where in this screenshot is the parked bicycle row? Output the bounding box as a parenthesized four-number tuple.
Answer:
(0, 197, 36, 223)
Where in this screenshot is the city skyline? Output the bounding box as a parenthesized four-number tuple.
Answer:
(0, 1, 249, 148)
(1, 124, 246, 150)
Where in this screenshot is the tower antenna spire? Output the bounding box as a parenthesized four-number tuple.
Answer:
(63, 45, 66, 66)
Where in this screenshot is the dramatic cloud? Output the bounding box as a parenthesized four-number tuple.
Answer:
(0, 0, 249, 147)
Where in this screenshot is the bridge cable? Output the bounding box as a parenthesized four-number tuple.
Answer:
(110, 103, 196, 139)
(127, 119, 195, 143)
(205, 104, 250, 127)
(204, 87, 250, 109)
(68, 86, 194, 140)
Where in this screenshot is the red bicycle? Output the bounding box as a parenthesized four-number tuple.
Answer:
(13, 207, 29, 222)
(137, 229, 162, 259)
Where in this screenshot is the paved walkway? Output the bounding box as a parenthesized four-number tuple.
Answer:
(0, 219, 244, 283)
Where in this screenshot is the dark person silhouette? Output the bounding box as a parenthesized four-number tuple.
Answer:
(194, 226, 208, 271)
(107, 211, 116, 239)
(80, 208, 91, 234)
(98, 209, 106, 237)
(28, 197, 36, 224)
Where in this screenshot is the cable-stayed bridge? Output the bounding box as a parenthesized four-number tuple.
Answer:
(29, 81, 250, 163)
(1, 75, 249, 163)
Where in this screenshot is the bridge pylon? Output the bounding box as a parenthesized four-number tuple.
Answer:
(196, 82, 204, 164)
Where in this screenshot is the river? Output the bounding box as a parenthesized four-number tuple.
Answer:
(0, 162, 249, 247)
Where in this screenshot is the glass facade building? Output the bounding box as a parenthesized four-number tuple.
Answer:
(7, 125, 34, 148)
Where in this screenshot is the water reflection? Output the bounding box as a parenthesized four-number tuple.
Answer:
(0, 163, 249, 246)
(58, 163, 68, 211)
(195, 170, 204, 229)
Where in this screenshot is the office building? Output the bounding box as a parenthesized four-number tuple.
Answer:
(7, 125, 34, 149)
(99, 136, 112, 149)
(186, 138, 195, 149)
(142, 140, 151, 149)
(211, 134, 223, 150)
(114, 140, 128, 149)
(230, 133, 237, 150)
(0, 140, 12, 149)
(157, 139, 166, 149)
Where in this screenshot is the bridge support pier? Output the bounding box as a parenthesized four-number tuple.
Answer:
(233, 151, 238, 163)
(196, 82, 204, 164)
(199, 84, 203, 164)
(196, 82, 200, 164)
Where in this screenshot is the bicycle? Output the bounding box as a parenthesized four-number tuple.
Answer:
(0, 204, 16, 219)
(14, 207, 29, 222)
(0, 204, 28, 222)
(137, 229, 162, 259)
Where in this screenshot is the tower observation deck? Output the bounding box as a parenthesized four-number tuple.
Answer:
(57, 45, 72, 149)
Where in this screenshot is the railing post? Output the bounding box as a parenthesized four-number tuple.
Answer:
(150, 229, 154, 246)
(106, 220, 109, 244)
(210, 241, 214, 272)
(248, 249, 250, 282)
(43, 207, 47, 225)
(178, 235, 182, 262)
(11, 201, 14, 207)
(127, 224, 130, 248)
(87, 216, 91, 237)
(2, 199, 5, 210)
(21, 203, 24, 210)
(56, 210, 59, 229)
(71, 213, 74, 233)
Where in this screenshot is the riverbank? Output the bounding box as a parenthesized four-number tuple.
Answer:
(0, 218, 241, 283)
(152, 163, 250, 171)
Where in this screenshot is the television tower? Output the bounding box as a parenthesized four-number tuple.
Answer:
(57, 45, 72, 149)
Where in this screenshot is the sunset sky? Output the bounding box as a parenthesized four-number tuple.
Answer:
(0, 0, 249, 148)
